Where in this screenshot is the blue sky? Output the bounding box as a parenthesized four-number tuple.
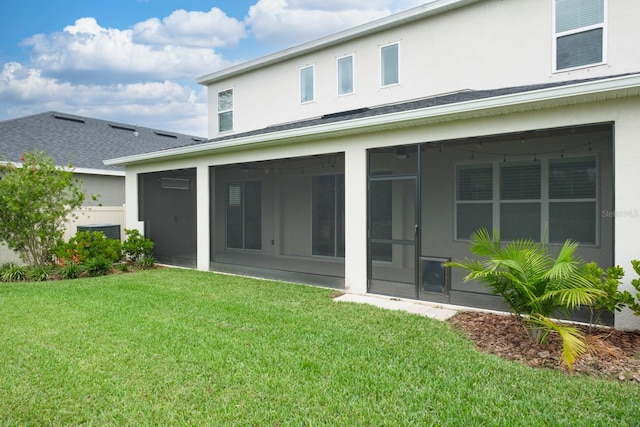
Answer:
(0, 0, 423, 136)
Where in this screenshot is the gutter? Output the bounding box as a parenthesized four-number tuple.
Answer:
(105, 73, 640, 166)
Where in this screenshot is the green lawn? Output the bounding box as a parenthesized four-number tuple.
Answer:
(1, 269, 638, 426)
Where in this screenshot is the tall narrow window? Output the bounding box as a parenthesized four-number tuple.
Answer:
(500, 161, 541, 241)
(381, 43, 399, 86)
(312, 174, 345, 257)
(555, 0, 605, 70)
(337, 55, 354, 95)
(218, 89, 233, 132)
(455, 164, 493, 240)
(227, 181, 261, 250)
(300, 65, 315, 103)
(549, 156, 597, 244)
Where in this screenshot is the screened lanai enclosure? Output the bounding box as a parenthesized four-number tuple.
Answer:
(369, 122, 613, 311)
(137, 122, 614, 314)
(210, 154, 346, 287)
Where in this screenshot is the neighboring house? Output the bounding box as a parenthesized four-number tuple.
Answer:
(106, 0, 640, 330)
(0, 111, 204, 262)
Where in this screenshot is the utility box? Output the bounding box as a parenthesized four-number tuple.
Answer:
(77, 224, 121, 241)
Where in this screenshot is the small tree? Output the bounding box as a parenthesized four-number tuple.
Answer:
(0, 151, 85, 266)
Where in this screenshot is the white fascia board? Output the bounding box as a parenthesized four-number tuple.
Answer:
(105, 74, 640, 166)
(197, 0, 480, 85)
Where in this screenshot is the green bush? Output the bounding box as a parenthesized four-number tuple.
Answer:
(55, 231, 122, 265)
(447, 229, 604, 370)
(135, 255, 156, 270)
(122, 229, 154, 262)
(30, 265, 53, 282)
(1, 263, 28, 282)
(58, 262, 82, 280)
(84, 256, 113, 277)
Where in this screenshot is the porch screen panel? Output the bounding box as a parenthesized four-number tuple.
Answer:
(370, 180, 392, 261)
(244, 181, 262, 250)
(312, 174, 345, 257)
(549, 156, 596, 244)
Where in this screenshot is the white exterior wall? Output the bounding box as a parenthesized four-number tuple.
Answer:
(206, 0, 640, 137)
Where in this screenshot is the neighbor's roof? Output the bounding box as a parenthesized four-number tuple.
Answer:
(197, 0, 480, 85)
(0, 111, 205, 174)
(105, 72, 640, 167)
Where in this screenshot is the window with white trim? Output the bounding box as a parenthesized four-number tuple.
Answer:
(380, 43, 399, 86)
(337, 55, 354, 95)
(554, 0, 605, 71)
(227, 181, 262, 251)
(300, 65, 315, 103)
(217, 89, 233, 132)
(456, 155, 597, 244)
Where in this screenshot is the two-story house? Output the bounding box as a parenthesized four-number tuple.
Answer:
(106, 0, 640, 330)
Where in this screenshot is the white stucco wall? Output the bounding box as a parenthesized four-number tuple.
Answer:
(205, 0, 640, 137)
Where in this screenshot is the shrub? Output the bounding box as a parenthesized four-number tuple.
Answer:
(84, 256, 113, 277)
(55, 231, 122, 265)
(122, 229, 154, 262)
(30, 264, 53, 282)
(1, 263, 28, 282)
(447, 229, 604, 370)
(135, 255, 156, 270)
(59, 262, 82, 280)
(0, 151, 86, 266)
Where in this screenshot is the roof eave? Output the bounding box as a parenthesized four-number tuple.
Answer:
(197, 0, 480, 86)
(105, 74, 640, 167)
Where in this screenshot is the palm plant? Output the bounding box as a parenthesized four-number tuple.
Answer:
(448, 229, 604, 370)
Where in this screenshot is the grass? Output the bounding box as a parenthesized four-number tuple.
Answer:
(0, 269, 638, 426)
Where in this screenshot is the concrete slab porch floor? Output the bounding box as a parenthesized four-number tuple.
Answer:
(334, 293, 458, 321)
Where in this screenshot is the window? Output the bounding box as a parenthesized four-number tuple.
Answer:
(549, 156, 597, 243)
(312, 174, 345, 257)
(217, 89, 233, 132)
(300, 65, 315, 103)
(500, 162, 541, 240)
(381, 43, 399, 86)
(337, 55, 354, 95)
(227, 181, 261, 250)
(455, 155, 597, 244)
(555, 0, 605, 71)
(455, 164, 493, 240)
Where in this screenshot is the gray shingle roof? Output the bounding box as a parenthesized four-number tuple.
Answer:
(0, 111, 205, 172)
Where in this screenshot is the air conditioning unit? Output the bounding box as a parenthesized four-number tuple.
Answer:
(77, 224, 121, 240)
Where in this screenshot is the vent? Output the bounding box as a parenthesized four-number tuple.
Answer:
(321, 107, 370, 120)
(77, 224, 121, 240)
(109, 124, 136, 132)
(154, 131, 177, 138)
(53, 114, 85, 124)
(160, 177, 190, 190)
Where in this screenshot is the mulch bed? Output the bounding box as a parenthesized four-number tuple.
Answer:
(448, 311, 640, 383)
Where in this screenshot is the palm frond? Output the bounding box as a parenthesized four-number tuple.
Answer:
(529, 314, 586, 371)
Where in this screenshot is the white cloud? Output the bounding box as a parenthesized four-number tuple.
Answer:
(132, 7, 246, 48)
(23, 17, 231, 84)
(0, 62, 207, 136)
(246, 0, 392, 45)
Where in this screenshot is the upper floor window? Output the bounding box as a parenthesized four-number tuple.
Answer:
(337, 55, 354, 95)
(300, 65, 315, 103)
(217, 89, 233, 132)
(380, 43, 399, 86)
(554, 0, 605, 71)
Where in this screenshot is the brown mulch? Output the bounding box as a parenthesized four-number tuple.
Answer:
(448, 311, 640, 383)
